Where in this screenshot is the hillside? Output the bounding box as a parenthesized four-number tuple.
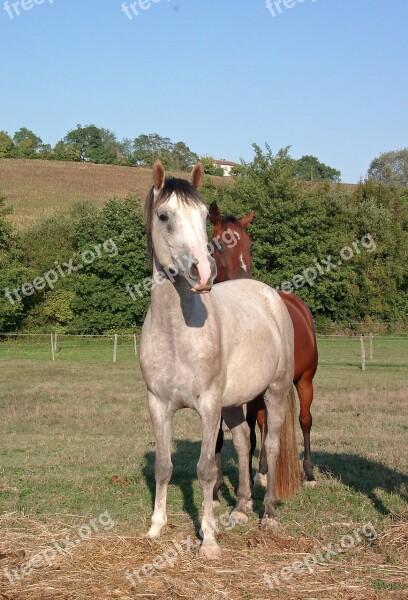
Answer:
(0, 159, 228, 229)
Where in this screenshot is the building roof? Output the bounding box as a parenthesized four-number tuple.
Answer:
(213, 159, 239, 167)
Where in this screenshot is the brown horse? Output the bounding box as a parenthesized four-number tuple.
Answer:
(210, 202, 318, 497)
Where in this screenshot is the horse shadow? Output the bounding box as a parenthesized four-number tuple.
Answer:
(313, 451, 408, 515)
(143, 438, 239, 529)
(143, 442, 407, 525)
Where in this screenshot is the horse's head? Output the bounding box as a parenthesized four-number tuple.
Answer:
(145, 161, 217, 293)
(209, 202, 255, 282)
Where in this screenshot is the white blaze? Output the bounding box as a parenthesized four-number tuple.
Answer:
(239, 253, 247, 272)
(168, 194, 212, 285)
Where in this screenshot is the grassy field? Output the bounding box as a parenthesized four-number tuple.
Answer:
(0, 337, 407, 599)
(0, 159, 227, 230)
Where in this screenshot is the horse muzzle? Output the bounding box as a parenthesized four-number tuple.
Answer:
(186, 255, 217, 293)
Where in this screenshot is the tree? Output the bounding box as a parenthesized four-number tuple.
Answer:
(206, 144, 408, 330)
(98, 128, 120, 163)
(13, 127, 43, 158)
(38, 144, 53, 160)
(132, 133, 173, 167)
(201, 156, 224, 176)
(117, 137, 133, 163)
(70, 198, 151, 332)
(53, 140, 81, 161)
(0, 197, 39, 331)
(171, 141, 198, 171)
(0, 196, 13, 259)
(294, 155, 341, 182)
(367, 149, 408, 187)
(64, 124, 104, 162)
(0, 131, 15, 158)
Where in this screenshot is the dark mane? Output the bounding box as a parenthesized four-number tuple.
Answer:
(221, 215, 241, 228)
(145, 177, 205, 262)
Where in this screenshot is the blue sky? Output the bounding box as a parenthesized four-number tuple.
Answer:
(1, 0, 407, 181)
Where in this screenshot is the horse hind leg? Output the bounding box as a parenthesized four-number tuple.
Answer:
(296, 371, 316, 485)
(261, 387, 285, 527)
(262, 384, 301, 526)
(223, 406, 252, 524)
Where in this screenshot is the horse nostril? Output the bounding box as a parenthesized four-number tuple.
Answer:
(189, 259, 199, 281)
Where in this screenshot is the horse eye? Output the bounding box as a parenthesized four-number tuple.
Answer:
(158, 213, 169, 223)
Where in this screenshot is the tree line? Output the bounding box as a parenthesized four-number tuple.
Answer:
(0, 145, 407, 335)
(0, 125, 342, 182)
(2, 124, 407, 185)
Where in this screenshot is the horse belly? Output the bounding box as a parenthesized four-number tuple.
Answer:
(212, 280, 288, 407)
(221, 325, 280, 407)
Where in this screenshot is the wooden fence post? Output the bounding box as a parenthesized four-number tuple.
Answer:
(51, 333, 55, 361)
(113, 334, 118, 364)
(369, 332, 373, 360)
(360, 335, 366, 371)
(54, 332, 58, 357)
(133, 334, 137, 358)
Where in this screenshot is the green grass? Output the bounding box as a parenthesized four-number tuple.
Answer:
(0, 335, 138, 363)
(0, 336, 407, 532)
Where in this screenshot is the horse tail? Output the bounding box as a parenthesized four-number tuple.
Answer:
(275, 385, 301, 499)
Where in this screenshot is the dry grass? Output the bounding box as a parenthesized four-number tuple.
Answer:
(0, 511, 406, 600)
(0, 159, 228, 229)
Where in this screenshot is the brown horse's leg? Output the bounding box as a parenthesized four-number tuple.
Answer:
(258, 407, 268, 475)
(252, 402, 268, 488)
(213, 420, 224, 503)
(296, 372, 315, 483)
(246, 401, 258, 489)
(223, 406, 252, 524)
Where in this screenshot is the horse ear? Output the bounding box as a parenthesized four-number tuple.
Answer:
(240, 211, 255, 229)
(209, 202, 221, 225)
(190, 161, 204, 189)
(153, 160, 165, 190)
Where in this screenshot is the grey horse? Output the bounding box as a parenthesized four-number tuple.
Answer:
(140, 161, 300, 560)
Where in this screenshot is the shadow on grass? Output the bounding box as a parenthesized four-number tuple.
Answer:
(143, 438, 239, 529)
(314, 451, 408, 515)
(143, 443, 408, 527)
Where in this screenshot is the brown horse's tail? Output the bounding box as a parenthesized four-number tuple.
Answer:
(275, 386, 301, 499)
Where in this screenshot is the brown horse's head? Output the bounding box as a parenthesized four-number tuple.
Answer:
(209, 202, 255, 283)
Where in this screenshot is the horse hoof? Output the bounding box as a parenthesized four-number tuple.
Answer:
(230, 510, 249, 525)
(254, 473, 268, 488)
(304, 479, 317, 488)
(261, 517, 280, 530)
(147, 527, 163, 539)
(199, 544, 221, 561)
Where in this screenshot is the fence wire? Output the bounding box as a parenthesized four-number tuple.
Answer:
(0, 333, 407, 369)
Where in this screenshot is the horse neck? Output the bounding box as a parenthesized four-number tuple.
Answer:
(150, 256, 206, 333)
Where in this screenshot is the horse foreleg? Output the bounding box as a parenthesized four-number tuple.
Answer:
(197, 401, 222, 560)
(213, 420, 224, 504)
(223, 406, 252, 524)
(147, 392, 174, 539)
(296, 372, 316, 484)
